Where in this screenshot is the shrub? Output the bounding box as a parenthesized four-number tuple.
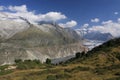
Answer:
(72, 66, 90, 71)
(15, 59, 42, 70)
(0, 70, 13, 75)
(75, 52, 85, 59)
(114, 72, 120, 76)
(64, 66, 90, 73)
(106, 77, 120, 80)
(47, 75, 56, 80)
(0, 65, 9, 71)
(93, 68, 106, 75)
(46, 58, 51, 64)
(0, 65, 13, 75)
(15, 59, 22, 64)
(55, 73, 71, 79)
(33, 59, 41, 64)
(115, 52, 120, 60)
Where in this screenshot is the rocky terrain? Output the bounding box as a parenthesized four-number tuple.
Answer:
(0, 13, 85, 65)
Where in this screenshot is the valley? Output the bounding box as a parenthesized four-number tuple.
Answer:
(0, 38, 120, 80)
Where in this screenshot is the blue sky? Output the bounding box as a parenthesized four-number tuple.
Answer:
(0, 0, 120, 30)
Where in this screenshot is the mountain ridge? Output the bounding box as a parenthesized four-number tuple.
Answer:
(0, 16, 85, 65)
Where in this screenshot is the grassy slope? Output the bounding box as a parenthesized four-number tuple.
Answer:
(0, 38, 120, 80)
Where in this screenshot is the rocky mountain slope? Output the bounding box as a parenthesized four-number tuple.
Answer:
(0, 15, 84, 65)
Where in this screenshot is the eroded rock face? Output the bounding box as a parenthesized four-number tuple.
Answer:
(0, 43, 84, 65)
(0, 17, 85, 65)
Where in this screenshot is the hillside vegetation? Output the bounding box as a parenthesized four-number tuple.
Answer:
(0, 38, 120, 80)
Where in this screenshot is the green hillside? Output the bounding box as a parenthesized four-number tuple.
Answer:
(71, 38, 120, 66)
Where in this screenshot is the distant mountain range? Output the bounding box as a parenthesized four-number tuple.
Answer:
(76, 29, 114, 41)
(76, 28, 114, 50)
(84, 32, 113, 41)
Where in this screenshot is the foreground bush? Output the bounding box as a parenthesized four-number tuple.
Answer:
(15, 59, 42, 70)
(46, 58, 51, 65)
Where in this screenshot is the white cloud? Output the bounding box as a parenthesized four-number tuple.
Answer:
(114, 12, 119, 15)
(0, 6, 5, 10)
(102, 20, 113, 24)
(88, 20, 120, 37)
(0, 5, 67, 24)
(38, 12, 66, 21)
(91, 18, 100, 23)
(82, 23, 89, 28)
(59, 20, 77, 28)
(77, 23, 89, 34)
(8, 5, 27, 12)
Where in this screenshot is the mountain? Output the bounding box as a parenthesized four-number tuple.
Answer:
(76, 29, 114, 50)
(84, 31, 113, 41)
(76, 29, 113, 41)
(0, 13, 30, 40)
(0, 15, 85, 65)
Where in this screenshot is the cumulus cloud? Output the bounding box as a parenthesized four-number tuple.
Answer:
(87, 20, 120, 37)
(38, 12, 66, 21)
(0, 5, 67, 23)
(114, 12, 119, 15)
(59, 20, 77, 28)
(8, 5, 27, 12)
(91, 18, 100, 23)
